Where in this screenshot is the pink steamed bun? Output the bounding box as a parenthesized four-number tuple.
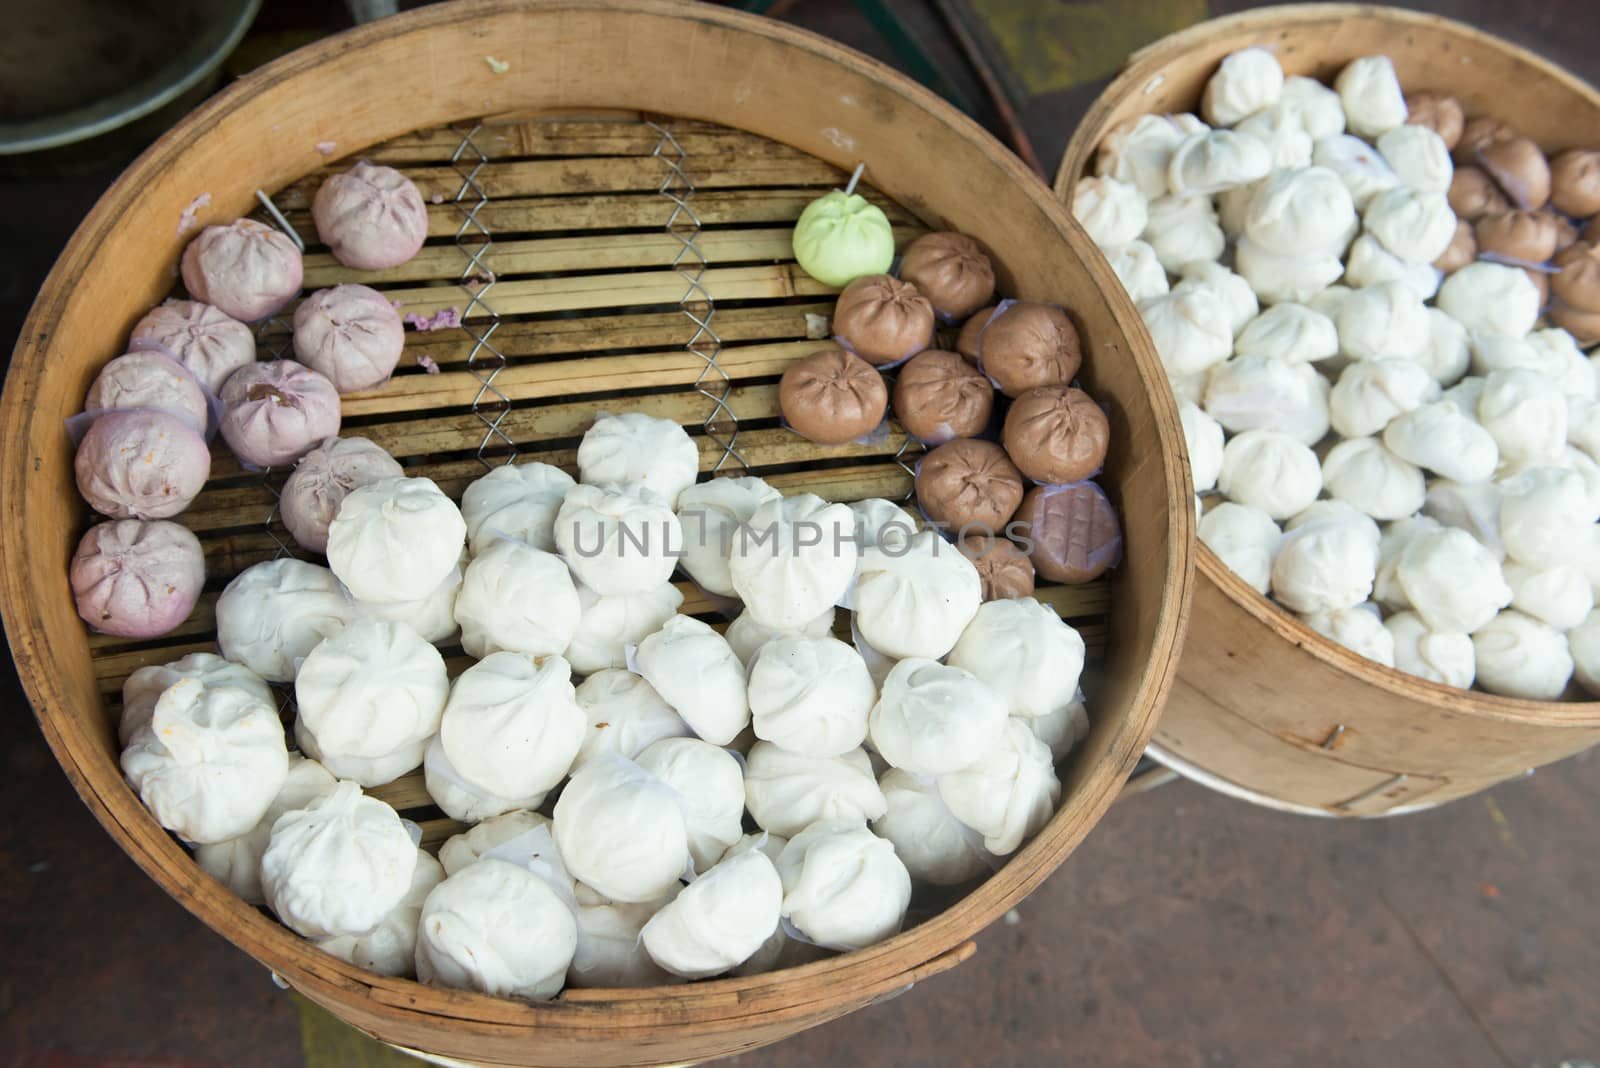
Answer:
(312, 161, 429, 270)
(181, 219, 303, 322)
(219, 360, 342, 468)
(70, 519, 205, 638)
(292, 285, 405, 393)
(86, 350, 209, 434)
(129, 300, 256, 392)
(74, 409, 210, 519)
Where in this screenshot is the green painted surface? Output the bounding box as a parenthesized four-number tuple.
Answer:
(295, 993, 423, 1068)
(969, 0, 1209, 95)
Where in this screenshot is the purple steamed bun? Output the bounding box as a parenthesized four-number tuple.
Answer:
(218, 360, 342, 468)
(312, 161, 429, 271)
(292, 284, 405, 393)
(70, 519, 205, 638)
(74, 409, 210, 519)
(180, 219, 303, 323)
(85, 350, 209, 434)
(129, 300, 256, 392)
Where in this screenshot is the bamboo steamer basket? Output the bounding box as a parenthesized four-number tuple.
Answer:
(1056, 3, 1600, 818)
(0, 1, 1193, 1064)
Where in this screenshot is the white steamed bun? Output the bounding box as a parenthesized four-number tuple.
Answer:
(775, 820, 910, 951)
(749, 636, 875, 756)
(326, 476, 465, 604)
(294, 617, 446, 764)
(553, 755, 690, 903)
(215, 559, 351, 683)
(555, 482, 681, 596)
(945, 597, 1085, 719)
(873, 768, 993, 886)
(936, 717, 1060, 856)
(743, 743, 886, 838)
(1301, 603, 1395, 666)
(1199, 501, 1282, 594)
(1385, 610, 1476, 689)
(728, 493, 858, 629)
(852, 531, 982, 660)
(1335, 55, 1408, 139)
(634, 615, 750, 746)
(459, 461, 574, 556)
(1471, 611, 1574, 700)
(675, 476, 781, 597)
(641, 849, 783, 979)
(261, 781, 416, 939)
(416, 854, 577, 1000)
(1217, 430, 1322, 520)
(868, 658, 1007, 776)
(572, 669, 690, 770)
(121, 677, 289, 845)
(577, 412, 699, 507)
(1202, 47, 1285, 127)
(440, 652, 583, 801)
(1073, 176, 1149, 248)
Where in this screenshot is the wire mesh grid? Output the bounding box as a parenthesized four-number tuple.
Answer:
(448, 123, 517, 469)
(250, 191, 306, 564)
(648, 120, 747, 476)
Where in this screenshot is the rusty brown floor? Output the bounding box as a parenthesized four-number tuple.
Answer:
(4, 2, 1600, 1066)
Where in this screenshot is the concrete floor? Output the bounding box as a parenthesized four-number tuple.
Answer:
(4, 1, 1600, 1066)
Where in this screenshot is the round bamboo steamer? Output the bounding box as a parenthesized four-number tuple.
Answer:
(0, 2, 1193, 1065)
(1056, 3, 1600, 818)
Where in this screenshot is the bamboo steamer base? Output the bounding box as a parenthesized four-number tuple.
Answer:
(1, 4, 1192, 1065)
(1055, 3, 1600, 817)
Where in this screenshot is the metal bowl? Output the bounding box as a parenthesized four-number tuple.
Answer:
(0, 0, 260, 155)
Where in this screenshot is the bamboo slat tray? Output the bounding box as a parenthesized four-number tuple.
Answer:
(1055, 3, 1600, 818)
(0, 3, 1192, 1065)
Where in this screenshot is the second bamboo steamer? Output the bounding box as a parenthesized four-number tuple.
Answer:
(1056, 4, 1600, 817)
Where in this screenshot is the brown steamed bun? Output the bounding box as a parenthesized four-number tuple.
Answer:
(1448, 167, 1510, 220)
(1014, 481, 1122, 584)
(1550, 148, 1600, 218)
(1475, 210, 1560, 265)
(892, 350, 994, 445)
(956, 305, 1000, 363)
(1551, 301, 1600, 344)
(1434, 220, 1476, 273)
(1549, 210, 1580, 253)
(976, 302, 1083, 398)
(1454, 116, 1514, 166)
(1478, 136, 1551, 211)
(899, 232, 996, 320)
(957, 534, 1035, 601)
(914, 438, 1023, 534)
(1404, 92, 1464, 149)
(1002, 385, 1110, 485)
(779, 348, 888, 445)
(1553, 241, 1600, 314)
(832, 275, 935, 366)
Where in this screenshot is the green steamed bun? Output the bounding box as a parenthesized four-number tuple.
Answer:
(792, 191, 895, 287)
